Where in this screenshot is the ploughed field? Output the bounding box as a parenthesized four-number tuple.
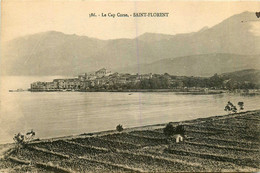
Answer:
(1, 110, 260, 172)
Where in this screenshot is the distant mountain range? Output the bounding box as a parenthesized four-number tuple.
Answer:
(2, 11, 260, 76)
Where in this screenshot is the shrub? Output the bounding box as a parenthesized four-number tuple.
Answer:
(164, 123, 186, 137)
(116, 124, 124, 132)
(238, 102, 244, 110)
(224, 105, 231, 112)
(25, 129, 36, 141)
(13, 133, 25, 145)
(163, 123, 176, 137)
(13, 130, 36, 147)
(175, 125, 185, 136)
(224, 101, 237, 113)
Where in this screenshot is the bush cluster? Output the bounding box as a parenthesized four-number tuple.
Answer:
(163, 123, 185, 137)
(13, 130, 36, 146)
(224, 101, 244, 113)
(116, 124, 124, 132)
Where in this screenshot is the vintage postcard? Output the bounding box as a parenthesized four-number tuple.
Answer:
(0, 0, 260, 172)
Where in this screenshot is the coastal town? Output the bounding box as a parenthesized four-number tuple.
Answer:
(29, 68, 259, 92)
(30, 68, 154, 92)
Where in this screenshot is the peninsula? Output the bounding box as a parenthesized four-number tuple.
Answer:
(29, 68, 260, 92)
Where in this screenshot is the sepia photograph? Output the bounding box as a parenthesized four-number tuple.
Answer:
(0, 0, 260, 172)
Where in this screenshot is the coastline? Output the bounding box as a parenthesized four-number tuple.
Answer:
(15, 88, 260, 96)
(1, 110, 259, 172)
(29, 89, 225, 95)
(1, 109, 259, 146)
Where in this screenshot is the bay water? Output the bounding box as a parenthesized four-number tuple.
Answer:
(1, 76, 260, 144)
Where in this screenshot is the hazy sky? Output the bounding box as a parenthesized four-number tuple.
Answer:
(1, 1, 260, 42)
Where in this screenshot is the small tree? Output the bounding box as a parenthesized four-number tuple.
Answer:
(116, 124, 124, 132)
(175, 125, 185, 136)
(163, 123, 176, 137)
(238, 102, 244, 110)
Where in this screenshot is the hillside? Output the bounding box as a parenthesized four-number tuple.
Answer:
(1, 110, 259, 172)
(119, 54, 260, 76)
(2, 11, 260, 76)
(220, 69, 260, 84)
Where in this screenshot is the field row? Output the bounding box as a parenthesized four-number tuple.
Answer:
(4, 111, 259, 172)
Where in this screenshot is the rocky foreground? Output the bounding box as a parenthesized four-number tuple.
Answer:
(0, 110, 260, 172)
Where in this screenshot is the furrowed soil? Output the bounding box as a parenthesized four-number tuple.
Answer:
(1, 110, 259, 172)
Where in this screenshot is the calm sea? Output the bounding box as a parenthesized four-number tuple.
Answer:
(1, 76, 260, 144)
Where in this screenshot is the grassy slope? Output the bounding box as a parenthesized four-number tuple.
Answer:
(1, 110, 259, 172)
